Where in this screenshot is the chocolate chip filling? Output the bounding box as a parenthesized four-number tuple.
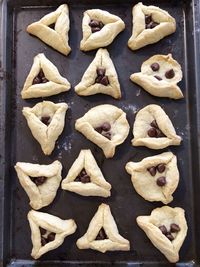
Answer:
(94, 122, 111, 140)
(95, 68, 109, 86)
(48, 23, 55, 29)
(151, 63, 160, 71)
(159, 223, 180, 241)
(89, 19, 104, 33)
(156, 176, 166, 186)
(165, 69, 175, 79)
(147, 120, 165, 138)
(95, 228, 108, 240)
(74, 168, 91, 183)
(41, 116, 51, 126)
(41, 232, 56, 246)
(32, 69, 49, 85)
(145, 14, 159, 29)
(30, 176, 47, 186)
(39, 227, 47, 236)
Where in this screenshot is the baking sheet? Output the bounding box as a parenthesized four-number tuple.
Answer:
(0, 0, 200, 266)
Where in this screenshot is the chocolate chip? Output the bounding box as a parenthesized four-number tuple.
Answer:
(47, 233, 56, 242)
(147, 127, 157, 137)
(97, 68, 106, 77)
(166, 233, 174, 241)
(156, 176, 166, 186)
(75, 169, 91, 183)
(165, 69, 175, 79)
(41, 77, 49, 83)
(92, 27, 101, 33)
(95, 126, 102, 133)
(154, 75, 162, 81)
(159, 225, 168, 235)
(100, 76, 109, 86)
(38, 70, 45, 79)
(103, 132, 111, 140)
(96, 228, 107, 240)
(145, 15, 152, 25)
(33, 176, 47, 186)
(39, 227, 46, 236)
(151, 63, 160, 71)
(170, 223, 180, 233)
(156, 129, 165, 138)
(150, 120, 158, 129)
(147, 166, 157, 176)
(157, 164, 166, 173)
(101, 122, 111, 132)
(81, 174, 91, 183)
(41, 116, 51, 126)
(41, 237, 47, 246)
(32, 76, 41, 84)
(89, 19, 100, 27)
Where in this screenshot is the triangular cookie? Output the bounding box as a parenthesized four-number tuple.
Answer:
(15, 160, 62, 210)
(75, 48, 121, 99)
(132, 104, 182, 149)
(75, 104, 130, 158)
(27, 4, 71, 55)
(76, 203, 130, 253)
(130, 54, 183, 99)
(21, 53, 71, 99)
(28, 210, 77, 259)
(126, 152, 179, 204)
(80, 9, 125, 51)
(128, 2, 176, 50)
(22, 101, 68, 155)
(62, 149, 111, 197)
(137, 206, 188, 263)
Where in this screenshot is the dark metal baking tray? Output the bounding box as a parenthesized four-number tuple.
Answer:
(0, 0, 200, 266)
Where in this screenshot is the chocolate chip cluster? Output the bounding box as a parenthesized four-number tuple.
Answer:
(150, 62, 175, 81)
(89, 19, 104, 33)
(32, 69, 49, 84)
(40, 227, 56, 246)
(147, 163, 167, 187)
(95, 68, 109, 86)
(147, 120, 165, 138)
(95, 122, 111, 140)
(74, 168, 91, 183)
(30, 176, 47, 186)
(159, 223, 180, 241)
(95, 228, 107, 240)
(145, 14, 159, 29)
(41, 116, 51, 126)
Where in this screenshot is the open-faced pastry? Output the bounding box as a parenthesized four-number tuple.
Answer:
(76, 203, 130, 253)
(80, 9, 125, 51)
(23, 101, 68, 155)
(137, 206, 188, 263)
(28, 210, 77, 259)
(130, 54, 183, 99)
(132, 104, 182, 149)
(128, 2, 176, 50)
(75, 48, 121, 99)
(75, 104, 130, 158)
(27, 4, 71, 55)
(125, 152, 179, 204)
(21, 53, 70, 99)
(62, 149, 111, 197)
(15, 160, 62, 210)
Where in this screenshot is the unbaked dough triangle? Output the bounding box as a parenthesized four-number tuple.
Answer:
(75, 104, 130, 158)
(132, 104, 182, 149)
(21, 53, 70, 99)
(75, 48, 121, 99)
(76, 203, 130, 253)
(80, 9, 125, 51)
(15, 160, 62, 210)
(128, 2, 176, 50)
(23, 101, 68, 155)
(130, 54, 183, 99)
(126, 152, 179, 204)
(28, 210, 77, 259)
(62, 149, 111, 197)
(27, 4, 71, 55)
(137, 206, 188, 263)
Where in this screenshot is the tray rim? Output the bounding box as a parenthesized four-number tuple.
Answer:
(0, 0, 200, 266)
